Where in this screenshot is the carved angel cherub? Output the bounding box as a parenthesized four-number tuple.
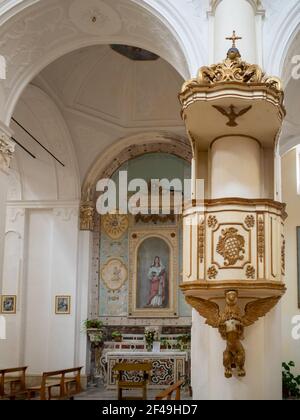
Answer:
(186, 291, 281, 378)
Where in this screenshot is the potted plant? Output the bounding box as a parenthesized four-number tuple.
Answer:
(111, 331, 122, 342)
(176, 334, 191, 351)
(83, 319, 104, 344)
(282, 361, 300, 399)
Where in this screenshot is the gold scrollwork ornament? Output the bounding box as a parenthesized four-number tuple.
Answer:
(102, 214, 129, 240)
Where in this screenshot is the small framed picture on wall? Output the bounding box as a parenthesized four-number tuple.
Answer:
(297, 227, 300, 309)
(1, 295, 16, 314)
(55, 296, 71, 315)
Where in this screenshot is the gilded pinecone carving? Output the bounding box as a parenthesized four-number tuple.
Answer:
(217, 228, 245, 266)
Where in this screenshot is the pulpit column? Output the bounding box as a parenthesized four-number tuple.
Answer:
(179, 21, 286, 398)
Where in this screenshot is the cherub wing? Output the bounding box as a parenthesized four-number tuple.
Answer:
(213, 105, 229, 117)
(237, 105, 252, 117)
(242, 296, 281, 327)
(185, 296, 220, 328)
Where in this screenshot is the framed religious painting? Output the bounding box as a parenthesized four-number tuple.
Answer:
(297, 227, 300, 308)
(1, 295, 16, 314)
(55, 296, 71, 315)
(129, 228, 179, 318)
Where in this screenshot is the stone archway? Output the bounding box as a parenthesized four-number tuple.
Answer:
(0, 0, 203, 126)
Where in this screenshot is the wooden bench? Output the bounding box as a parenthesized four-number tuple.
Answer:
(155, 380, 185, 400)
(0, 367, 28, 400)
(113, 362, 152, 400)
(27, 367, 83, 400)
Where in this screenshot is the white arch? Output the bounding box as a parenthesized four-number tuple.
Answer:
(265, 1, 300, 81)
(0, 0, 204, 126)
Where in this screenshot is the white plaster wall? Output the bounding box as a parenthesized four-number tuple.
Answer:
(0, 207, 80, 374)
(281, 148, 300, 370)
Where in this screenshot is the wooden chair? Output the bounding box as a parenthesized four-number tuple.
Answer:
(27, 367, 82, 400)
(113, 362, 152, 400)
(0, 367, 28, 400)
(155, 380, 185, 400)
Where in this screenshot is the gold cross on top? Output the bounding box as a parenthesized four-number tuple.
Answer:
(226, 30, 242, 48)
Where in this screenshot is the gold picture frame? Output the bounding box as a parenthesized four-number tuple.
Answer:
(1, 295, 16, 314)
(128, 227, 179, 318)
(55, 296, 71, 315)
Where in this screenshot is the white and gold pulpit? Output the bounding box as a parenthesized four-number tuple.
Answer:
(179, 33, 286, 399)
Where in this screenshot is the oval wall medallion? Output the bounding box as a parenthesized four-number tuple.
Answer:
(101, 258, 128, 291)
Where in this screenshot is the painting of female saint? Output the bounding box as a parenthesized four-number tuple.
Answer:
(137, 237, 169, 309)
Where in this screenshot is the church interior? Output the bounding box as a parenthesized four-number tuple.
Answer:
(0, 0, 300, 401)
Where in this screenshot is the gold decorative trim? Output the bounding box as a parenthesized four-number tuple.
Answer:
(246, 265, 256, 279)
(257, 215, 265, 264)
(208, 266, 218, 279)
(180, 47, 283, 99)
(102, 214, 129, 239)
(184, 198, 287, 220)
(198, 219, 205, 264)
(207, 215, 218, 229)
(245, 215, 255, 229)
(80, 202, 95, 231)
(135, 214, 175, 224)
(128, 228, 178, 318)
(180, 281, 286, 293)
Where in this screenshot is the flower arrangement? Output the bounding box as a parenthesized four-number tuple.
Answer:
(144, 327, 159, 351)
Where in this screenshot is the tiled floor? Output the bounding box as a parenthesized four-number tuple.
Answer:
(75, 385, 191, 400)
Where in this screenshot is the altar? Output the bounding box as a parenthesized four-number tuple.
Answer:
(105, 351, 188, 390)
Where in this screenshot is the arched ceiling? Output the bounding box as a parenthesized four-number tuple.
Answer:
(36, 45, 184, 129)
(12, 44, 188, 184)
(0, 0, 206, 125)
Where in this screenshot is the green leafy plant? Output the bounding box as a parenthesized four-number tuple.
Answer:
(282, 361, 300, 399)
(83, 319, 103, 330)
(176, 334, 191, 350)
(111, 331, 122, 342)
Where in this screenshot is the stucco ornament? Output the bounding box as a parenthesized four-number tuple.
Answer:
(0, 134, 15, 173)
(69, 0, 122, 35)
(186, 291, 281, 378)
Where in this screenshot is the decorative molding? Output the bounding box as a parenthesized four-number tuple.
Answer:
(245, 215, 255, 229)
(208, 266, 218, 279)
(207, 215, 218, 229)
(80, 201, 95, 231)
(181, 48, 283, 95)
(82, 135, 192, 201)
(101, 258, 128, 292)
(198, 219, 205, 264)
(257, 216, 265, 263)
(135, 214, 176, 225)
(0, 132, 15, 174)
(246, 265, 256, 279)
(53, 207, 78, 222)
